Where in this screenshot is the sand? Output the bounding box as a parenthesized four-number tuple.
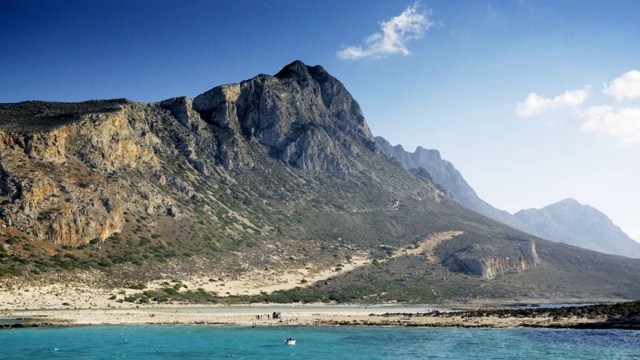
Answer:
(2, 305, 617, 329)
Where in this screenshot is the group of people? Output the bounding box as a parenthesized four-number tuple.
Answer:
(254, 312, 281, 320)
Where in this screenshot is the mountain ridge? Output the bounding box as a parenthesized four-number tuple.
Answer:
(375, 136, 533, 231)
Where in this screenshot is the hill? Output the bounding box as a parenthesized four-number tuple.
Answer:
(1, 61, 639, 304)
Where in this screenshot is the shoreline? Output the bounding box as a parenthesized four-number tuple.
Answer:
(3, 302, 639, 330)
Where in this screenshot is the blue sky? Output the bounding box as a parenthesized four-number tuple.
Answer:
(2, 0, 640, 241)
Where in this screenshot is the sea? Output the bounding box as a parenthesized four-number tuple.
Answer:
(1, 325, 639, 359)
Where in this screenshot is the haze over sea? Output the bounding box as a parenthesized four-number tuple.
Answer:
(1, 326, 638, 359)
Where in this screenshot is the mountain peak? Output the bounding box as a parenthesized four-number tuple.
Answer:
(274, 60, 330, 84)
(192, 60, 377, 178)
(275, 60, 310, 79)
(556, 198, 580, 206)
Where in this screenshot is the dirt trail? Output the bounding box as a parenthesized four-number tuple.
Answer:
(399, 231, 464, 263)
(179, 231, 464, 296)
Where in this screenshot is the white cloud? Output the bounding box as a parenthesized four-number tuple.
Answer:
(515, 87, 590, 117)
(516, 70, 640, 144)
(603, 70, 640, 101)
(337, 1, 433, 60)
(581, 105, 640, 144)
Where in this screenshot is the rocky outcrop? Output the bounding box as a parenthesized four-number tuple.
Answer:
(443, 240, 539, 279)
(194, 61, 379, 179)
(158, 96, 252, 173)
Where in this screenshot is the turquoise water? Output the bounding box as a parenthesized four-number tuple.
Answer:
(1, 325, 638, 359)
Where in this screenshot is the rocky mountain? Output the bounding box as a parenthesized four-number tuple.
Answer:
(1, 61, 640, 303)
(514, 199, 640, 259)
(375, 137, 532, 231)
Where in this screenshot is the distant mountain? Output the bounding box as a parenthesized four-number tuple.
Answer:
(514, 199, 640, 258)
(376, 137, 640, 259)
(375, 137, 532, 232)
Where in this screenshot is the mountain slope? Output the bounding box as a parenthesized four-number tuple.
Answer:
(375, 137, 531, 231)
(1, 61, 639, 303)
(515, 199, 640, 259)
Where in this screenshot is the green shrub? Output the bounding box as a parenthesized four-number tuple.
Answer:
(129, 283, 147, 290)
(5, 237, 18, 245)
(0, 267, 21, 277)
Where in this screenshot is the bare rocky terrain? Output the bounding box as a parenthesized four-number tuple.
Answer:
(1, 61, 640, 305)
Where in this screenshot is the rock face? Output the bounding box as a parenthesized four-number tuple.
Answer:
(376, 137, 532, 232)
(0, 101, 173, 245)
(443, 240, 539, 279)
(515, 199, 640, 259)
(193, 61, 378, 179)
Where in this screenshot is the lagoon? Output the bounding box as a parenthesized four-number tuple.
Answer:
(1, 325, 638, 359)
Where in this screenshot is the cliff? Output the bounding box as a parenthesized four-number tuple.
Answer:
(0, 100, 168, 245)
(443, 240, 539, 279)
(192, 61, 378, 178)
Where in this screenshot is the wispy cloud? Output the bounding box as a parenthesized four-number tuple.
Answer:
(337, 1, 433, 60)
(603, 70, 640, 101)
(516, 70, 640, 144)
(515, 88, 590, 117)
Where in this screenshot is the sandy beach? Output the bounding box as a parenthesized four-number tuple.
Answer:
(3, 303, 628, 329)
